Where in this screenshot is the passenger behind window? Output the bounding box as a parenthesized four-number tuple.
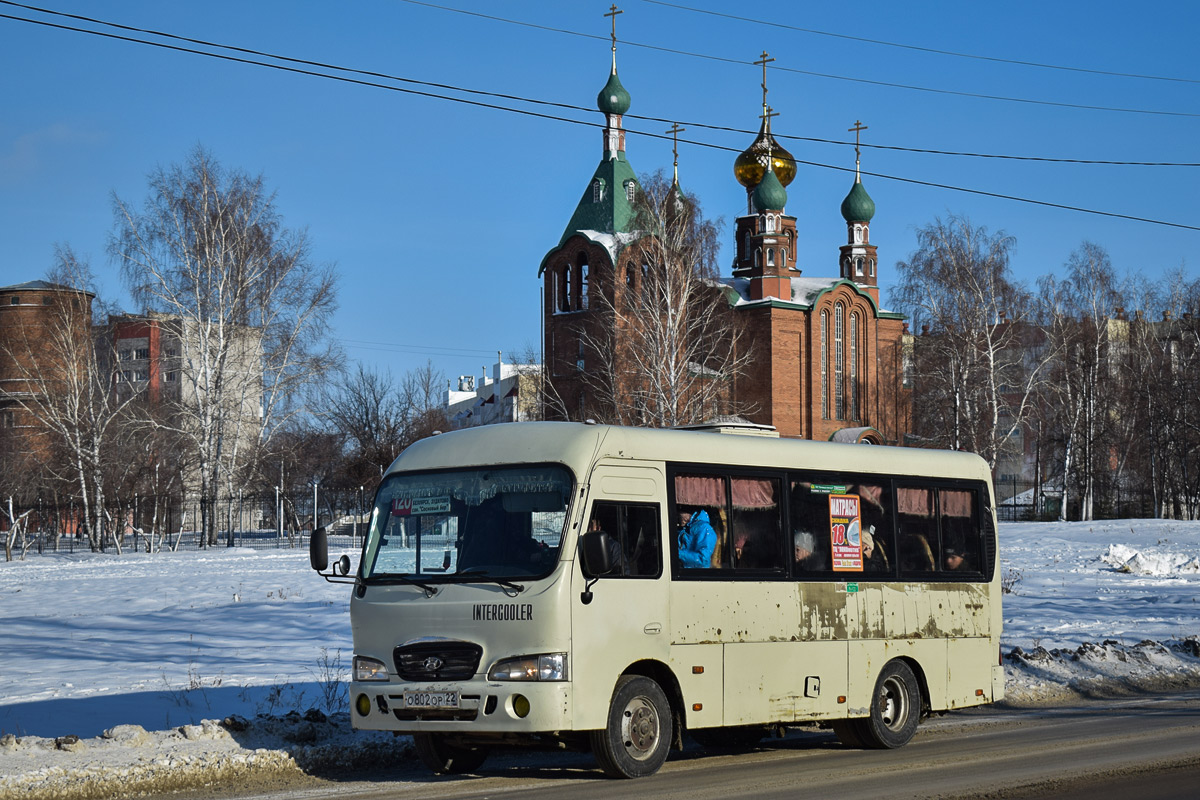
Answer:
(942, 544, 974, 572)
(677, 507, 716, 568)
(861, 526, 890, 572)
(793, 529, 826, 571)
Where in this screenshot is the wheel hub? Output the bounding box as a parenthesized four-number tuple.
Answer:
(623, 697, 659, 757)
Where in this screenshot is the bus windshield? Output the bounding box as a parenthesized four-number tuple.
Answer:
(362, 464, 573, 581)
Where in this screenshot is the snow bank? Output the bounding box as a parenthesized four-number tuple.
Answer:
(1101, 543, 1200, 575)
(0, 712, 412, 800)
(1004, 637, 1200, 705)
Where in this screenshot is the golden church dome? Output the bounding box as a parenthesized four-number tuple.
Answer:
(733, 121, 796, 189)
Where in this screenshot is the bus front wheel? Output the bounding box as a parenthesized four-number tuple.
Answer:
(591, 675, 672, 778)
(855, 659, 921, 749)
(412, 732, 489, 774)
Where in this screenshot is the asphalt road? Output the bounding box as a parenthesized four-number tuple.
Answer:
(163, 692, 1200, 800)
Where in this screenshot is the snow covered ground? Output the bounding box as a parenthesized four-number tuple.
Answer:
(2, 519, 1199, 798)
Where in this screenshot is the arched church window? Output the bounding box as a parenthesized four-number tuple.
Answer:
(854, 225, 863, 244)
(849, 312, 859, 420)
(592, 179, 603, 203)
(834, 303, 845, 420)
(855, 257, 864, 277)
(870, 259, 876, 277)
(754, 250, 760, 268)
(625, 181, 636, 203)
(580, 262, 590, 310)
(820, 310, 830, 420)
(782, 248, 788, 266)
(767, 248, 775, 267)
(558, 265, 571, 312)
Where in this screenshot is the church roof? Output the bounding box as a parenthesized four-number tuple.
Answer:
(539, 152, 640, 274)
(840, 179, 876, 222)
(751, 167, 788, 212)
(716, 276, 904, 318)
(538, 229, 641, 276)
(597, 70, 631, 116)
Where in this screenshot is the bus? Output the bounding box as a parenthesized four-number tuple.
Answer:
(310, 421, 1003, 778)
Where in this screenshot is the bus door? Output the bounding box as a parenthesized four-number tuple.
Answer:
(570, 464, 669, 730)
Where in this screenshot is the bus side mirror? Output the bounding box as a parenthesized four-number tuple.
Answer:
(310, 527, 328, 571)
(580, 530, 613, 578)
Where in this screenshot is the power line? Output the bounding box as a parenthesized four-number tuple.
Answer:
(395, 0, 1200, 119)
(1, 8, 1197, 232)
(641, 0, 1200, 85)
(2, 2, 1193, 168)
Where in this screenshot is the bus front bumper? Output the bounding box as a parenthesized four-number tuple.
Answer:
(348, 679, 572, 733)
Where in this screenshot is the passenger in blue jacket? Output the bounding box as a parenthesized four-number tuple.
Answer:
(677, 508, 716, 568)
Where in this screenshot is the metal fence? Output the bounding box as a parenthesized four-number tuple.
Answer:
(2, 490, 372, 558)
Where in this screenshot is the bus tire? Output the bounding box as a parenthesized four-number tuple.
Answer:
(412, 733, 489, 774)
(590, 675, 672, 778)
(856, 660, 920, 749)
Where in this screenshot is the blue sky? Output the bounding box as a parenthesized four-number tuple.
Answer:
(2, 1, 1196, 383)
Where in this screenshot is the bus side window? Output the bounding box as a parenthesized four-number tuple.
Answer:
(788, 478, 834, 575)
(897, 487, 937, 573)
(938, 488, 981, 575)
(856, 482, 894, 574)
(588, 501, 661, 578)
(623, 504, 662, 577)
(673, 473, 727, 570)
(731, 476, 784, 570)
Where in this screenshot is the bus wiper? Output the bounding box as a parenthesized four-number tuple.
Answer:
(455, 568, 526, 595)
(368, 575, 438, 596)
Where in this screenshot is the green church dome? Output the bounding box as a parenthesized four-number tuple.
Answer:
(597, 71, 631, 115)
(840, 180, 875, 222)
(752, 167, 788, 212)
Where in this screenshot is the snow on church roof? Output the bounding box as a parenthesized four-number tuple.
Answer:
(716, 275, 903, 318)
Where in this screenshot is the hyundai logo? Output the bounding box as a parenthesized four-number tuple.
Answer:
(422, 656, 444, 672)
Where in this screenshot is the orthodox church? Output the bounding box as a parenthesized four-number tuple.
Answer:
(540, 33, 911, 444)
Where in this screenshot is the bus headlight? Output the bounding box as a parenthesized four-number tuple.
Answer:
(488, 653, 567, 681)
(354, 655, 390, 681)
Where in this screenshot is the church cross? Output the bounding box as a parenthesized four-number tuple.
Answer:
(605, 5, 623, 55)
(760, 105, 780, 133)
(754, 51, 775, 112)
(666, 123, 686, 166)
(667, 122, 686, 183)
(848, 120, 868, 161)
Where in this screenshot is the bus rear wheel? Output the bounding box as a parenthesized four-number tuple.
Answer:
(855, 659, 921, 749)
(412, 733, 489, 774)
(590, 675, 672, 778)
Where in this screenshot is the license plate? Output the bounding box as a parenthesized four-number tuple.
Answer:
(403, 690, 459, 709)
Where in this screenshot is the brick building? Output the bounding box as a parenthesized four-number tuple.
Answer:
(540, 47, 911, 443)
(0, 280, 95, 478)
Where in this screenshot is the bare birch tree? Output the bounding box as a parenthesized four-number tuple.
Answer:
(893, 216, 1050, 469)
(112, 147, 339, 544)
(579, 172, 753, 427)
(1037, 243, 1121, 520)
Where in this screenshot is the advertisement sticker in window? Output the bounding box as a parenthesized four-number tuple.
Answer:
(829, 493, 863, 571)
